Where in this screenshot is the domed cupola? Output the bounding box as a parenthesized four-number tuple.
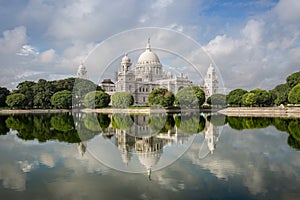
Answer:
(135, 38, 163, 82)
(137, 38, 160, 65)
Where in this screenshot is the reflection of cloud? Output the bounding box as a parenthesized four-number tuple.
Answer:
(40, 153, 56, 168)
(18, 160, 39, 173)
(0, 163, 26, 191)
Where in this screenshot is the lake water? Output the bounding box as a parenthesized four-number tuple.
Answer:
(0, 112, 299, 200)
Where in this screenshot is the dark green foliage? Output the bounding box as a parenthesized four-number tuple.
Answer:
(84, 91, 110, 108)
(271, 84, 290, 105)
(288, 120, 300, 141)
(51, 90, 72, 109)
(175, 86, 205, 108)
(148, 114, 175, 134)
(111, 114, 133, 130)
(148, 88, 175, 107)
(6, 93, 27, 109)
(33, 79, 55, 108)
(207, 93, 227, 107)
(227, 89, 248, 106)
(50, 114, 74, 132)
(287, 135, 300, 150)
(288, 83, 300, 104)
(174, 112, 205, 134)
(0, 115, 9, 135)
(0, 87, 10, 107)
(227, 117, 273, 130)
(15, 81, 36, 108)
(5, 114, 81, 143)
(111, 92, 134, 108)
(82, 113, 110, 132)
(250, 88, 271, 106)
(286, 71, 300, 88)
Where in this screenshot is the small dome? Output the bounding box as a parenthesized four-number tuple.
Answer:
(122, 54, 131, 63)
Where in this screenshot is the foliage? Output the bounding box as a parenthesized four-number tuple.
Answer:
(82, 113, 110, 132)
(174, 112, 205, 134)
(0, 87, 10, 107)
(207, 93, 227, 107)
(242, 92, 256, 107)
(287, 135, 300, 150)
(207, 114, 227, 126)
(175, 86, 205, 108)
(288, 83, 300, 104)
(51, 90, 72, 109)
(111, 114, 133, 130)
(84, 91, 110, 108)
(148, 114, 175, 134)
(33, 79, 55, 108)
(0, 115, 9, 135)
(288, 120, 300, 141)
(15, 81, 36, 108)
(286, 71, 300, 89)
(270, 84, 290, 105)
(227, 117, 273, 130)
(227, 89, 248, 106)
(6, 93, 27, 109)
(111, 92, 134, 108)
(250, 88, 271, 106)
(148, 88, 175, 107)
(50, 114, 74, 132)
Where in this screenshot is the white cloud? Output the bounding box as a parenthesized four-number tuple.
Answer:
(0, 26, 27, 55)
(275, 0, 300, 23)
(39, 49, 56, 63)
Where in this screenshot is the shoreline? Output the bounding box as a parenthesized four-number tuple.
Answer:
(1, 107, 300, 117)
(217, 107, 300, 118)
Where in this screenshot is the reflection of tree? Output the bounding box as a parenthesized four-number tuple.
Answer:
(83, 113, 110, 132)
(287, 135, 300, 150)
(288, 120, 300, 141)
(175, 113, 205, 134)
(51, 114, 74, 132)
(148, 114, 175, 134)
(207, 114, 227, 126)
(112, 114, 133, 130)
(227, 117, 273, 130)
(272, 118, 289, 132)
(5, 114, 82, 143)
(0, 115, 9, 135)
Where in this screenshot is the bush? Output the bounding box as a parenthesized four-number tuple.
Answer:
(51, 90, 72, 109)
(207, 93, 227, 107)
(227, 88, 247, 106)
(148, 88, 175, 107)
(111, 92, 134, 108)
(84, 91, 110, 108)
(6, 93, 27, 109)
(175, 86, 205, 108)
(288, 83, 300, 104)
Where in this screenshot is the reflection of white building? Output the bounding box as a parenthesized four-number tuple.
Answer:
(203, 120, 219, 154)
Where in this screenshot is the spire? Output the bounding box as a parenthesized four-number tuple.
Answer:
(146, 38, 151, 52)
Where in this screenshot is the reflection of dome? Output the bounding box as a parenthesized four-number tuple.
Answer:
(137, 39, 160, 64)
(137, 150, 162, 170)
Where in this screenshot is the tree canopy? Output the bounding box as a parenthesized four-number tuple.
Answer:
(286, 71, 300, 89)
(288, 83, 300, 104)
(51, 90, 72, 109)
(207, 93, 227, 107)
(111, 92, 134, 108)
(148, 88, 175, 107)
(0, 87, 10, 107)
(84, 91, 110, 108)
(227, 89, 247, 106)
(175, 86, 205, 108)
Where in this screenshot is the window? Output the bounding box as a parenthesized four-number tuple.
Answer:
(143, 97, 146, 102)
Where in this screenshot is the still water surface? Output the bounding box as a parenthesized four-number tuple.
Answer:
(0, 113, 299, 200)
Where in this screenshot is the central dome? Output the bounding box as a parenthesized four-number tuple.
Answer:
(137, 39, 160, 64)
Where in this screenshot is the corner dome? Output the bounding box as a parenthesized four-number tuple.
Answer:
(137, 39, 160, 64)
(121, 54, 131, 63)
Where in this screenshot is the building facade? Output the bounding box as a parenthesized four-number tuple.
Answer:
(96, 39, 218, 105)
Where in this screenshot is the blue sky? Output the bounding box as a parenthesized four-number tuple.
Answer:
(0, 0, 299, 91)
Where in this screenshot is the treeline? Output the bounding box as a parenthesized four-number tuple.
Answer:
(0, 71, 299, 109)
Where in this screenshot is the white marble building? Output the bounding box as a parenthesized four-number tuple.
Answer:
(94, 39, 219, 105)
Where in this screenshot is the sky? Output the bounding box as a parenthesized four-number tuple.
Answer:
(0, 0, 299, 91)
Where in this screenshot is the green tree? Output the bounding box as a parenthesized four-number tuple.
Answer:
(175, 86, 205, 108)
(84, 91, 110, 108)
(242, 92, 256, 107)
(111, 114, 133, 130)
(174, 112, 205, 134)
(111, 92, 134, 108)
(227, 88, 248, 106)
(33, 79, 54, 108)
(207, 93, 227, 107)
(50, 114, 74, 132)
(148, 88, 175, 107)
(14, 81, 36, 108)
(6, 93, 27, 109)
(271, 84, 290, 105)
(288, 83, 300, 104)
(0, 87, 10, 107)
(250, 88, 271, 106)
(0, 115, 9, 135)
(51, 90, 72, 109)
(286, 71, 300, 89)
